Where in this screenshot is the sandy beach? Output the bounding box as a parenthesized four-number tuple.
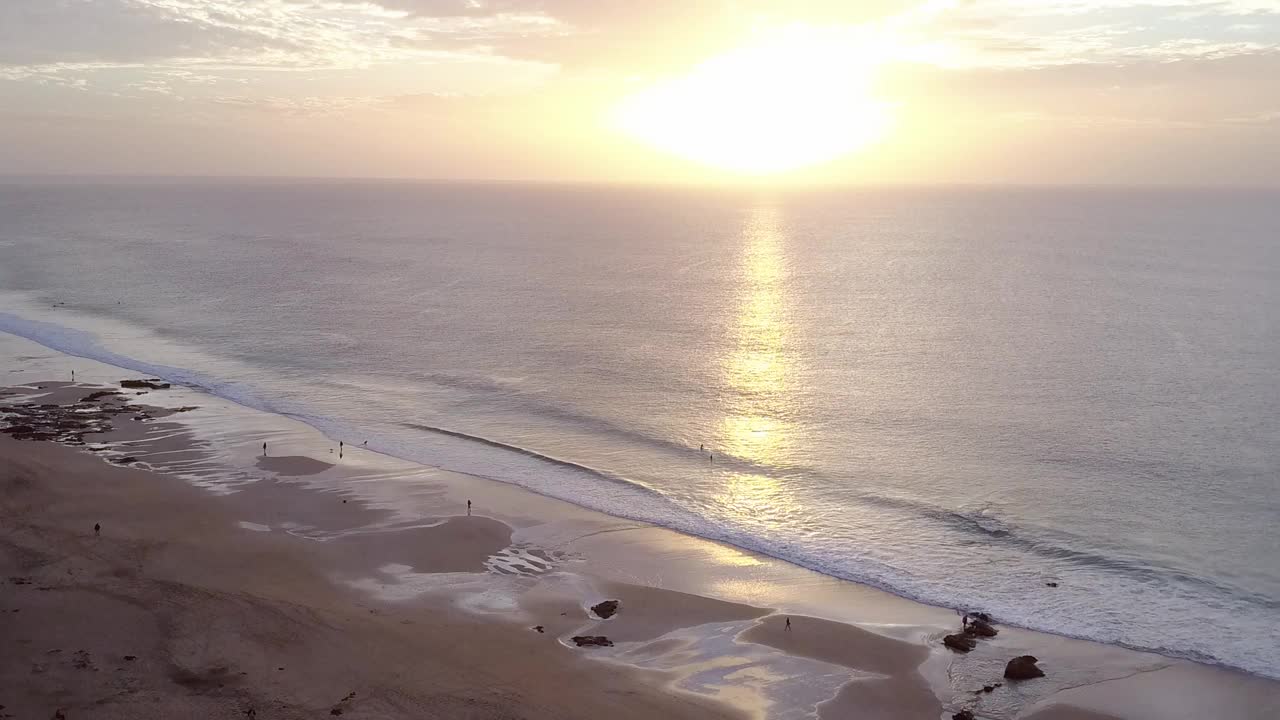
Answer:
(3, 334, 1279, 720)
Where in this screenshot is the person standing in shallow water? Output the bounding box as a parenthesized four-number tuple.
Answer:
(467, 500, 472, 516)
(262, 442, 267, 456)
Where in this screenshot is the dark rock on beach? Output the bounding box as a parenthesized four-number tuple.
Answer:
(1004, 655, 1045, 680)
(591, 600, 620, 619)
(571, 636, 614, 648)
(120, 379, 170, 390)
(964, 618, 998, 638)
(952, 711, 975, 720)
(943, 634, 977, 653)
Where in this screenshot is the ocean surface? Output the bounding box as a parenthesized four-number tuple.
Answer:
(1, 180, 1277, 677)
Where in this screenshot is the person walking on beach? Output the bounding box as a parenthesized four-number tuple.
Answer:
(262, 441, 267, 456)
(94, 523, 100, 536)
(699, 444, 704, 451)
(467, 500, 472, 516)
(339, 440, 343, 458)
(785, 617, 791, 631)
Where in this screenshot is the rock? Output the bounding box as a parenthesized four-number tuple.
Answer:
(969, 611, 993, 623)
(120, 379, 170, 390)
(124, 655, 137, 661)
(943, 634, 977, 653)
(953, 711, 975, 720)
(964, 618, 998, 638)
(81, 391, 120, 402)
(1004, 655, 1045, 680)
(571, 635, 614, 648)
(591, 600, 620, 619)
(111, 456, 138, 464)
(1046, 582, 1059, 587)
(533, 625, 545, 633)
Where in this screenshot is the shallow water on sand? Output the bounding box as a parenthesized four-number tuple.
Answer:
(2, 181, 1278, 677)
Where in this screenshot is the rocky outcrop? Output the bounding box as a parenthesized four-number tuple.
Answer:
(1004, 655, 1045, 680)
(943, 634, 977, 653)
(591, 600, 620, 619)
(120, 379, 170, 390)
(571, 636, 614, 648)
(965, 618, 998, 638)
(952, 711, 975, 720)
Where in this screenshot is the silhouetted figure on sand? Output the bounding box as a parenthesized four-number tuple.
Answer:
(467, 500, 472, 516)
(700, 444, 704, 451)
(94, 523, 100, 536)
(339, 441, 343, 458)
(262, 442, 267, 456)
(785, 617, 791, 631)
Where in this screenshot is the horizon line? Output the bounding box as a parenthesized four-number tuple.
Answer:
(0, 173, 1277, 192)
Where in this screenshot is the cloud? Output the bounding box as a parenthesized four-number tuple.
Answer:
(0, 0, 284, 65)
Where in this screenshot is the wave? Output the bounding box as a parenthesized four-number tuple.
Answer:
(400, 421, 668, 500)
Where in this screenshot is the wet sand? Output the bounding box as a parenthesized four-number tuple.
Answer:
(0, 436, 744, 720)
(4, 334, 1280, 720)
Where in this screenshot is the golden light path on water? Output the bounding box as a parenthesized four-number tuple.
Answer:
(716, 206, 804, 522)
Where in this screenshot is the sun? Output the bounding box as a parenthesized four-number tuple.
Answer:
(613, 27, 894, 175)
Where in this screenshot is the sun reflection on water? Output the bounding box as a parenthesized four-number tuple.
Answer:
(720, 206, 793, 465)
(716, 206, 803, 521)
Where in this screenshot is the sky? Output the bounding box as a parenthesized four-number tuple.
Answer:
(1, 0, 1278, 185)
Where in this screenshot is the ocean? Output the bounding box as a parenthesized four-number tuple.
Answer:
(1, 180, 1277, 678)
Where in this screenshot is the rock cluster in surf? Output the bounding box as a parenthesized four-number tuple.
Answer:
(942, 612, 999, 654)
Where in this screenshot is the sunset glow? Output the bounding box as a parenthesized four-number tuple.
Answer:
(614, 29, 894, 175)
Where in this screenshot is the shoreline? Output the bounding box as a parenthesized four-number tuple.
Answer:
(2, 300, 1276, 681)
(3, 331, 1280, 719)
